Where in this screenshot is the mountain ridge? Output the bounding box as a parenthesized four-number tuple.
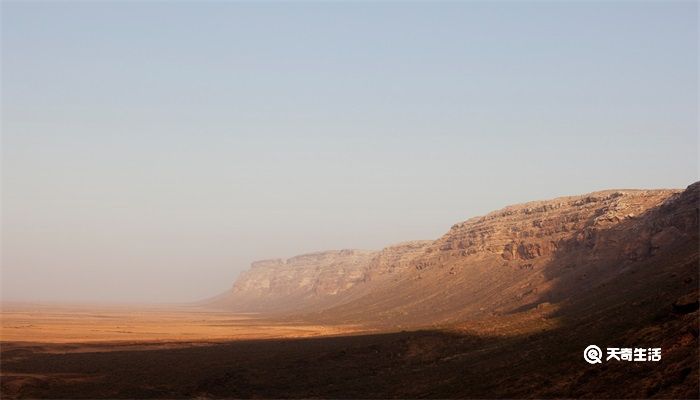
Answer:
(210, 183, 698, 332)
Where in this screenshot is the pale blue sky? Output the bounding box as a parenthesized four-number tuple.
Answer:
(2, 1, 697, 302)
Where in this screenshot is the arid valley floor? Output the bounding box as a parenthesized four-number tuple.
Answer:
(0, 304, 369, 398)
(1, 290, 698, 399)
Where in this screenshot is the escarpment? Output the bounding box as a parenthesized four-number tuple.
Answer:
(211, 249, 377, 313)
(410, 188, 681, 273)
(364, 240, 433, 279)
(212, 183, 699, 329)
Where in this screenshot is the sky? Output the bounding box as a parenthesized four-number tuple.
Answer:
(1, 1, 697, 303)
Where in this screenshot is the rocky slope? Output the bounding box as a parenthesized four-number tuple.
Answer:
(313, 183, 698, 328)
(214, 183, 698, 331)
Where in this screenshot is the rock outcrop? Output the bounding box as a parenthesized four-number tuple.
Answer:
(313, 183, 698, 327)
(212, 183, 699, 329)
(213, 249, 376, 312)
(364, 240, 432, 280)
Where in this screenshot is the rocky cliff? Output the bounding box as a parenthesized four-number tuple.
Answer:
(211, 238, 437, 313)
(214, 183, 698, 329)
(212, 249, 376, 312)
(311, 183, 698, 327)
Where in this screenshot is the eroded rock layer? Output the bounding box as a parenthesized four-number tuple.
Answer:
(214, 183, 699, 330)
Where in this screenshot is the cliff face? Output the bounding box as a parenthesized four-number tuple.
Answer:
(216, 249, 377, 312)
(313, 183, 698, 327)
(364, 240, 432, 280)
(214, 183, 698, 328)
(413, 188, 681, 271)
(213, 241, 435, 313)
(234, 250, 375, 297)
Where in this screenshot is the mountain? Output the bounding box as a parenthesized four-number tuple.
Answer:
(213, 183, 698, 331)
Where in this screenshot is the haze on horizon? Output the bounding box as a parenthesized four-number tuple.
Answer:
(1, 1, 697, 303)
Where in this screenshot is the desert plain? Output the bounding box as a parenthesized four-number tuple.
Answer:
(0, 303, 370, 398)
(0, 303, 360, 343)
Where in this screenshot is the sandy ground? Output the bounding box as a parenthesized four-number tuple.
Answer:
(0, 303, 697, 399)
(0, 303, 364, 344)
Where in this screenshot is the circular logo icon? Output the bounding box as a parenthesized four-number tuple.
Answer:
(584, 345, 603, 364)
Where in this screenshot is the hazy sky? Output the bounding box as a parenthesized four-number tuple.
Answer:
(2, 1, 697, 303)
